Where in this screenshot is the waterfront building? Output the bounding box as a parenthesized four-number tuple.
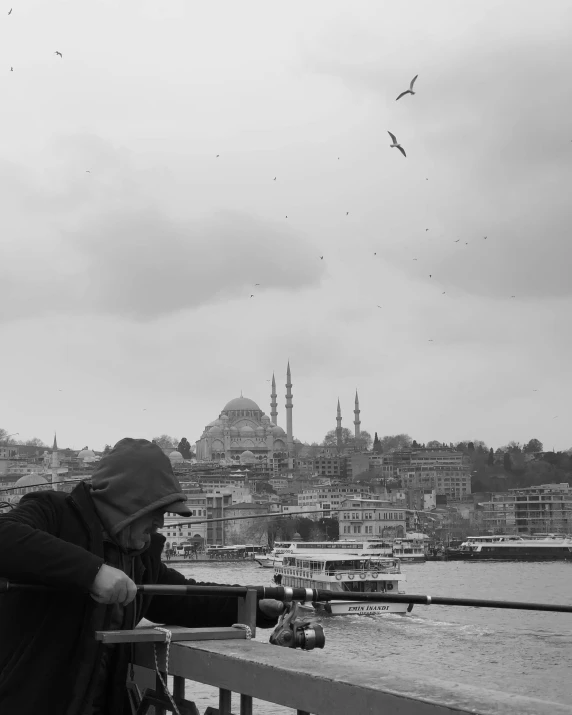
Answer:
(338, 497, 407, 539)
(159, 494, 208, 550)
(481, 483, 572, 535)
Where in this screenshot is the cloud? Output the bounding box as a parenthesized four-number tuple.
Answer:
(0, 135, 325, 322)
(301, 19, 572, 300)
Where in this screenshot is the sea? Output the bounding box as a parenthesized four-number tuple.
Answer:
(162, 560, 572, 713)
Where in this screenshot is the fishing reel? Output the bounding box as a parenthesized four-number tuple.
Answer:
(269, 601, 325, 651)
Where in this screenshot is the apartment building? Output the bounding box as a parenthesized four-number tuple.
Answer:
(297, 484, 370, 517)
(481, 483, 572, 535)
(338, 497, 407, 540)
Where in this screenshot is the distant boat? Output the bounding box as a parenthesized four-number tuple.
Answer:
(446, 535, 572, 561)
(255, 540, 393, 568)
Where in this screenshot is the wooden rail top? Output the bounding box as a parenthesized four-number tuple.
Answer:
(132, 635, 572, 715)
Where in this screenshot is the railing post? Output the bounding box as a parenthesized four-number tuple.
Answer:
(236, 587, 257, 638)
(240, 693, 253, 715)
(219, 688, 232, 714)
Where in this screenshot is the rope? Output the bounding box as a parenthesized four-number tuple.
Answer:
(153, 627, 181, 715)
(231, 623, 252, 639)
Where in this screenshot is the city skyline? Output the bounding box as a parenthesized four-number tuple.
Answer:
(1, 1, 571, 452)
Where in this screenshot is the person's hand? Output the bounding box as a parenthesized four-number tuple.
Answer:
(259, 598, 284, 619)
(89, 564, 138, 606)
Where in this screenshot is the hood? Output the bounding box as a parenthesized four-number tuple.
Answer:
(89, 437, 191, 536)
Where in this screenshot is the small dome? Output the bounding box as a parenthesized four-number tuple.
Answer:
(223, 396, 261, 412)
(220, 414, 229, 422)
(169, 450, 184, 462)
(261, 415, 270, 423)
(230, 425, 239, 436)
(239, 450, 256, 465)
(240, 425, 255, 436)
(15, 474, 48, 488)
(209, 426, 223, 437)
(294, 438, 302, 444)
(255, 426, 265, 436)
(272, 426, 286, 437)
(206, 419, 222, 428)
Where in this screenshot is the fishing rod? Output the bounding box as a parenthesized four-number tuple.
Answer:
(1, 581, 571, 613)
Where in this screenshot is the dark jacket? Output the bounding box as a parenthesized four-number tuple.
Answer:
(0, 482, 275, 715)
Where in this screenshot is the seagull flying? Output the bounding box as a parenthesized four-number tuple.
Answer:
(216, 154, 219, 157)
(55, 51, 62, 58)
(413, 258, 417, 261)
(442, 292, 446, 295)
(273, 177, 276, 180)
(454, 239, 460, 243)
(346, 212, 349, 215)
(388, 131, 406, 157)
(250, 294, 254, 298)
(320, 256, 324, 260)
(8, 8, 12, 14)
(377, 305, 382, 308)
(483, 236, 487, 239)
(10, 67, 13, 71)
(396, 75, 418, 101)
(429, 274, 432, 278)
(255, 283, 260, 286)
(428, 339, 434, 342)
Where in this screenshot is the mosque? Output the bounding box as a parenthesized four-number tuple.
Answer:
(195, 362, 299, 465)
(194, 362, 364, 464)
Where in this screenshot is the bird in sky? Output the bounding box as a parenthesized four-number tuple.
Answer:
(8, 8, 12, 14)
(285, 216, 288, 219)
(428, 339, 434, 342)
(216, 154, 219, 158)
(483, 236, 487, 240)
(255, 283, 260, 286)
(86, 170, 90, 173)
(377, 305, 382, 308)
(533, 389, 538, 392)
(55, 51, 62, 58)
(426, 229, 429, 232)
(429, 274, 432, 278)
(10, 67, 13, 71)
(413, 258, 417, 261)
(388, 131, 406, 157)
(396, 75, 418, 101)
(553, 416, 559, 419)
(273, 177, 276, 180)
(454, 239, 460, 243)
(511, 295, 516, 298)
(319, 256, 324, 260)
(346, 212, 349, 215)
(374, 252, 377, 255)
(143, 409, 147, 411)
(250, 294, 254, 298)
(442, 292, 446, 295)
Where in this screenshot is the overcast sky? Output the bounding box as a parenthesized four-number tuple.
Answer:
(2, 0, 571, 452)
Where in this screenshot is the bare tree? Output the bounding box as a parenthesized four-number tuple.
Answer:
(151, 435, 179, 449)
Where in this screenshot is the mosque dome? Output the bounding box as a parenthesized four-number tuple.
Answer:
(223, 396, 261, 412)
(272, 426, 286, 437)
(169, 450, 184, 463)
(206, 419, 222, 428)
(209, 426, 223, 438)
(15, 474, 48, 488)
(78, 448, 96, 461)
(240, 425, 255, 436)
(239, 450, 256, 464)
(220, 414, 229, 422)
(229, 425, 239, 436)
(261, 415, 270, 424)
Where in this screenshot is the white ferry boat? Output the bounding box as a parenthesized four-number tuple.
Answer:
(391, 536, 426, 563)
(274, 553, 411, 616)
(255, 540, 393, 568)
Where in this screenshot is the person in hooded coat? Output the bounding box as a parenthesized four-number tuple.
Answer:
(0, 438, 283, 715)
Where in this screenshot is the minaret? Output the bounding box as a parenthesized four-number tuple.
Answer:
(336, 399, 343, 453)
(354, 390, 361, 448)
(285, 361, 294, 454)
(49, 433, 60, 490)
(270, 373, 278, 425)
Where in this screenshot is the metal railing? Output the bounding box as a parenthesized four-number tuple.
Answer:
(128, 627, 572, 715)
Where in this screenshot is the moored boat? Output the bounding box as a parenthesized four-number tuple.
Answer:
(446, 534, 572, 561)
(273, 553, 412, 616)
